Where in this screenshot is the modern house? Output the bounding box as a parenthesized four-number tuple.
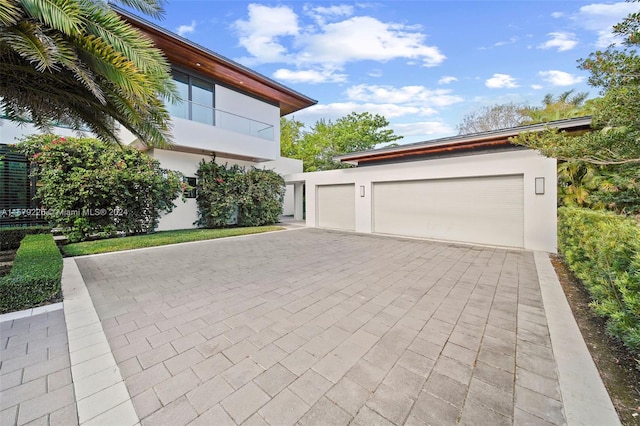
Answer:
(286, 117, 592, 253)
(0, 7, 317, 230)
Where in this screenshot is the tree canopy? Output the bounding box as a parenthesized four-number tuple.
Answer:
(457, 103, 528, 135)
(456, 90, 591, 135)
(281, 112, 403, 172)
(521, 90, 591, 124)
(0, 0, 177, 147)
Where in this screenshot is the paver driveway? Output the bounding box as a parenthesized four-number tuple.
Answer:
(75, 228, 565, 425)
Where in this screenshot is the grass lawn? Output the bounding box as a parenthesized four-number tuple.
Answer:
(62, 226, 283, 256)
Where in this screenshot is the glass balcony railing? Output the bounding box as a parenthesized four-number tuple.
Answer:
(167, 101, 274, 141)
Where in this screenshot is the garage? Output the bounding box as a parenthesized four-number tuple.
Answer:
(316, 184, 355, 231)
(373, 175, 524, 247)
(286, 118, 593, 252)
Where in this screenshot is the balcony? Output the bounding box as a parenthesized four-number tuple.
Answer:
(167, 101, 274, 141)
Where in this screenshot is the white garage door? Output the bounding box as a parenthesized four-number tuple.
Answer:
(373, 175, 524, 247)
(317, 184, 355, 231)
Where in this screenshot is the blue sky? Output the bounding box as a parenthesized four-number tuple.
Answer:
(143, 1, 637, 143)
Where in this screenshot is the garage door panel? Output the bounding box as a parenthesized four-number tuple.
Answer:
(373, 175, 523, 247)
(317, 184, 355, 231)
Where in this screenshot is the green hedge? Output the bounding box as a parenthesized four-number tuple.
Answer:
(195, 158, 285, 229)
(558, 207, 640, 357)
(0, 226, 52, 251)
(0, 234, 63, 314)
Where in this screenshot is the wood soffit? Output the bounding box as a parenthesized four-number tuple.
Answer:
(119, 11, 317, 116)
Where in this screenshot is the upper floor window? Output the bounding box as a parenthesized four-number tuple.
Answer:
(167, 71, 215, 126)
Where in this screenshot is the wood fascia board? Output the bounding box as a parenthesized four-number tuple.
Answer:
(117, 9, 316, 116)
(338, 117, 593, 165)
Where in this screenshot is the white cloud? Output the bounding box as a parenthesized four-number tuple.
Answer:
(392, 121, 455, 138)
(233, 4, 445, 75)
(438, 76, 458, 85)
(538, 70, 585, 86)
(346, 84, 463, 107)
(531, 84, 543, 90)
(551, 11, 564, 18)
(304, 4, 354, 25)
(538, 32, 578, 52)
(573, 2, 638, 47)
(273, 67, 347, 84)
(294, 102, 436, 124)
(176, 20, 196, 36)
(485, 73, 519, 89)
(233, 4, 300, 64)
(368, 69, 383, 78)
(298, 16, 445, 67)
(494, 36, 519, 47)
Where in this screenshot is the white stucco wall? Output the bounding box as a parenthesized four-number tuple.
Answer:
(262, 157, 303, 216)
(0, 120, 87, 144)
(286, 149, 558, 253)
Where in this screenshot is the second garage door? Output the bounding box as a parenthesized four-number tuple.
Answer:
(373, 175, 524, 247)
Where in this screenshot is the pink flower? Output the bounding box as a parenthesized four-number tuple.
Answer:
(216, 177, 224, 184)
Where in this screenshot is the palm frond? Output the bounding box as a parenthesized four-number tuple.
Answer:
(110, 0, 165, 20)
(47, 32, 105, 102)
(77, 34, 149, 99)
(81, 5, 177, 101)
(20, 0, 82, 36)
(1, 0, 173, 147)
(1, 22, 57, 71)
(0, 0, 23, 26)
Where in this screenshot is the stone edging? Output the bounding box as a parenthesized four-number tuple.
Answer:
(0, 302, 63, 323)
(534, 251, 621, 426)
(61, 257, 139, 426)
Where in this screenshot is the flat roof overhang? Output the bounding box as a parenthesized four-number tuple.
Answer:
(115, 7, 317, 116)
(335, 116, 593, 166)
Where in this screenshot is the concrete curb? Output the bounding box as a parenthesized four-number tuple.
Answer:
(0, 302, 63, 323)
(535, 251, 620, 426)
(62, 257, 139, 426)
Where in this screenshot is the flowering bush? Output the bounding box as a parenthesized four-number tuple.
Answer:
(18, 134, 184, 242)
(195, 157, 285, 228)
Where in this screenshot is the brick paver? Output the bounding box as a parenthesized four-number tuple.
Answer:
(0, 307, 78, 426)
(70, 228, 571, 425)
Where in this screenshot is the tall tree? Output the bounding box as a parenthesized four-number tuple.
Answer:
(279, 116, 305, 159)
(457, 102, 529, 135)
(0, 0, 177, 147)
(514, 5, 640, 166)
(281, 112, 403, 172)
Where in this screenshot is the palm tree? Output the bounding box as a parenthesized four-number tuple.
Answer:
(520, 90, 592, 124)
(0, 0, 177, 147)
(557, 160, 600, 208)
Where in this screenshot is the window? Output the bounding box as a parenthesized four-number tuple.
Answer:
(167, 71, 214, 125)
(184, 177, 197, 198)
(0, 144, 42, 226)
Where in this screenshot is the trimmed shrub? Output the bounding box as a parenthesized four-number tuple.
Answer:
(0, 234, 63, 313)
(558, 207, 640, 357)
(0, 226, 52, 250)
(195, 158, 285, 228)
